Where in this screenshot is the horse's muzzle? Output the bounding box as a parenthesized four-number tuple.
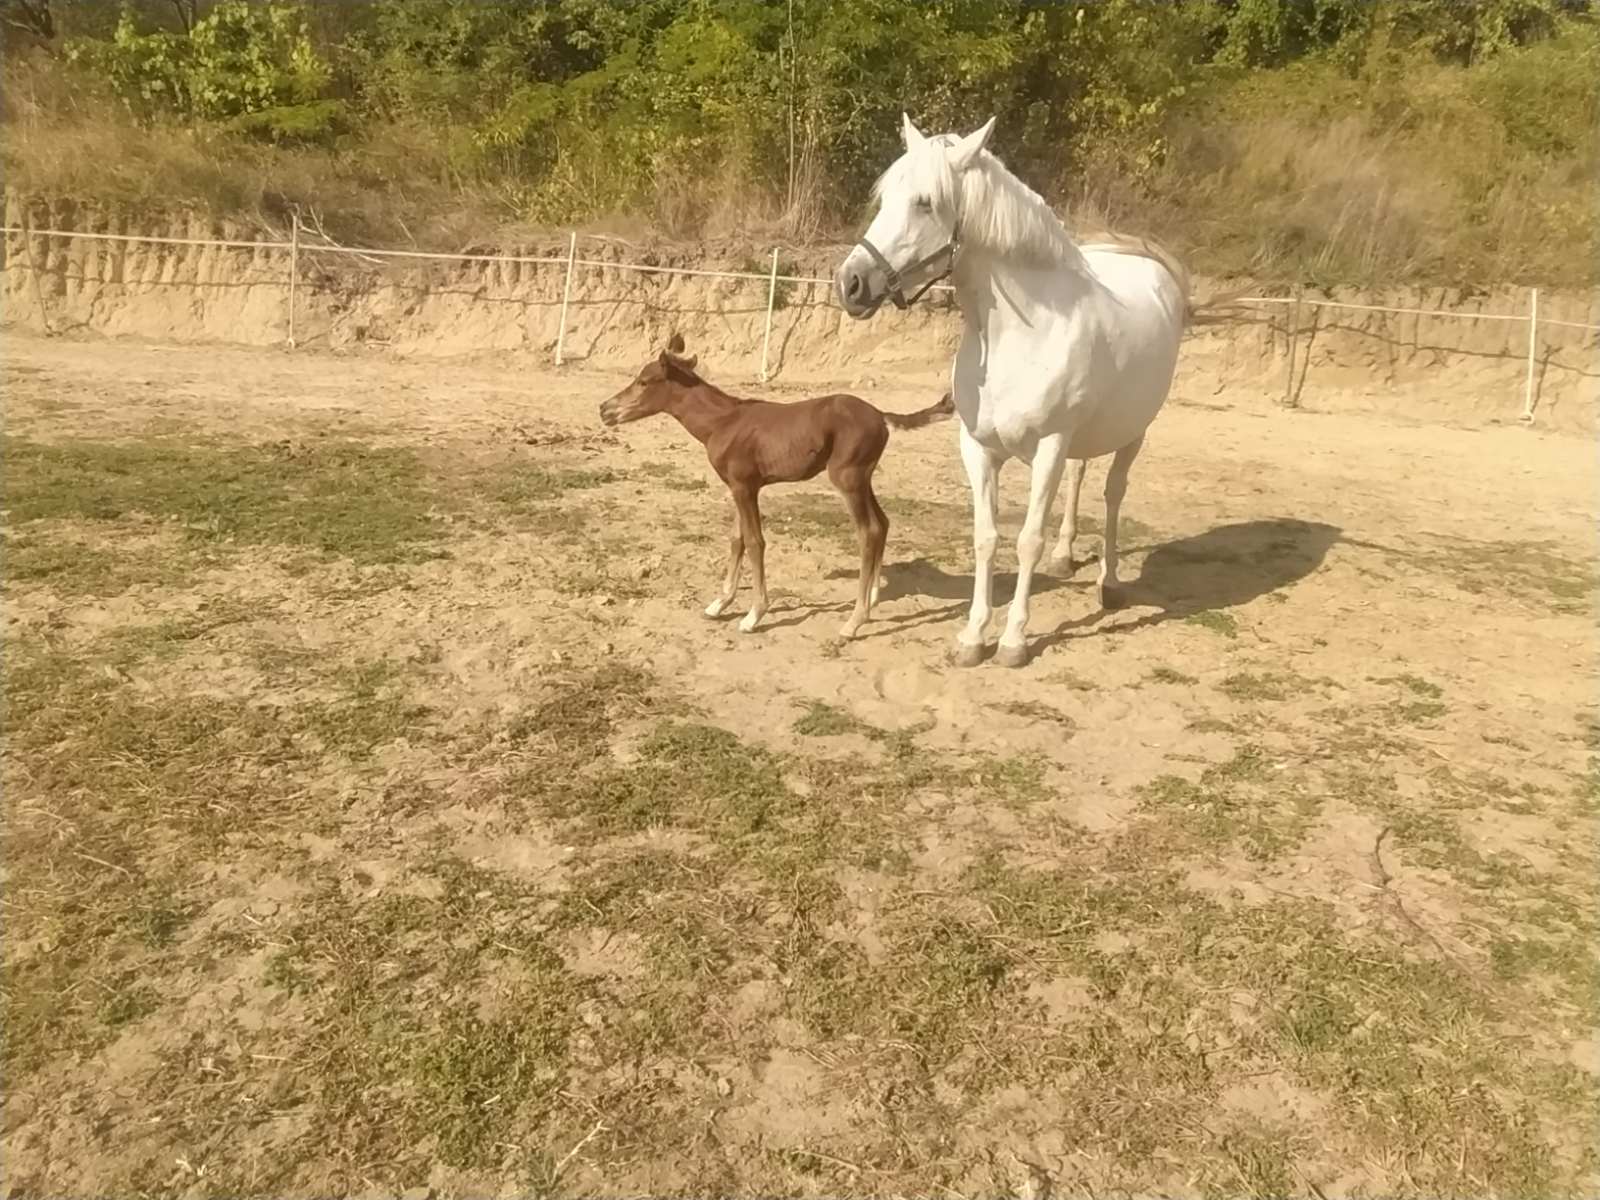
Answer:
(834, 264, 882, 320)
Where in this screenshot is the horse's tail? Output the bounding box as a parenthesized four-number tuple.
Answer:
(1079, 229, 1257, 328)
(1078, 230, 1197, 326)
(883, 391, 956, 431)
(1186, 286, 1258, 328)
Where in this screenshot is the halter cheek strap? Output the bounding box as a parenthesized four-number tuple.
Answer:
(853, 224, 960, 314)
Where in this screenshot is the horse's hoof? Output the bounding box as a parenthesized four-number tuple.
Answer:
(1099, 584, 1126, 611)
(839, 621, 862, 640)
(1051, 552, 1079, 576)
(738, 613, 762, 634)
(704, 598, 731, 618)
(994, 641, 1030, 669)
(952, 641, 985, 668)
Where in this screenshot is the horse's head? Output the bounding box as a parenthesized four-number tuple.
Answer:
(835, 113, 995, 319)
(600, 333, 700, 426)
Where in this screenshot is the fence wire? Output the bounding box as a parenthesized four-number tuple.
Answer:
(5, 221, 1595, 421)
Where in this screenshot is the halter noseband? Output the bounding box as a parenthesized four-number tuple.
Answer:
(852, 223, 960, 314)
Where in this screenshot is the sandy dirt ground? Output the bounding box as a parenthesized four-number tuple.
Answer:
(3, 332, 1596, 1198)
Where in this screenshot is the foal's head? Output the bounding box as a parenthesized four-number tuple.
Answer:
(600, 334, 701, 426)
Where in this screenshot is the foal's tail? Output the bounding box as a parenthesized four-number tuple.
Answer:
(883, 391, 956, 431)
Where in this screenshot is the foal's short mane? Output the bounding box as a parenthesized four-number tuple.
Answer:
(876, 137, 1190, 308)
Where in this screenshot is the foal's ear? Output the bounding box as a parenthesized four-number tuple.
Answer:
(947, 115, 996, 172)
(901, 112, 926, 149)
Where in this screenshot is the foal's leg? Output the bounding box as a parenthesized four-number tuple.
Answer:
(1051, 457, 1088, 572)
(867, 490, 889, 609)
(1098, 434, 1145, 610)
(834, 471, 889, 639)
(995, 433, 1069, 668)
(731, 485, 769, 633)
(704, 503, 743, 617)
(954, 424, 1002, 668)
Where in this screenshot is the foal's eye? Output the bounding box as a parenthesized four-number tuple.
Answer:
(914, 196, 933, 213)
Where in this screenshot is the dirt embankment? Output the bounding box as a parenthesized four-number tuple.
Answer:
(4, 195, 1596, 432)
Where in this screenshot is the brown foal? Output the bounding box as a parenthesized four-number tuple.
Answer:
(600, 334, 953, 637)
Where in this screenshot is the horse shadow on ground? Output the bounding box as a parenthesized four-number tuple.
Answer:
(838, 517, 1341, 648)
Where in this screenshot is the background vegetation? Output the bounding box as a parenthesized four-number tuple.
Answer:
(3, 0, 1595, 284)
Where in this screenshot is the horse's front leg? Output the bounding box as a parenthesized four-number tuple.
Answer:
(954, 425, 1001, 668)
(995, 433, 1068, 668)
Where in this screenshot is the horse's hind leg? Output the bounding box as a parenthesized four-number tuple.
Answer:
(1051, 457, 1087, 572)
(1098, 434, 1145, 610)
(704, 502, 743, 617)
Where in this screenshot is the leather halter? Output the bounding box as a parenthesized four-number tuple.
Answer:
(851, 224, 960, 314)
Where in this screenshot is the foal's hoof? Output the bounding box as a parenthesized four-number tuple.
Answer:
(1099, 584, 1126, 611)
(738, 612, 763, 634)
(838, 621, 863, 640)
(994, 641, 1030, 669)
(704, 597, 731, 618)
(952, 641, 985, 669)
(1051, 552, 1080, 576)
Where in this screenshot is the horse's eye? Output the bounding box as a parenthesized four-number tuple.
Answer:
(914, 196, 932, 213)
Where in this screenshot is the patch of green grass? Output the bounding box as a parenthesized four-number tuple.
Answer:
(1218, 671, 1293, 701)
(1186, 609, 1239, 638)
(1376, 672, 1444, 698)
(552, 567, 650, 598)
(539, 720, 796, 840)
(793, 700, 882, 739)
(1384, 534, 1595, 615)
(1042, 667, 1100, 691)
(1137, 745, 1317, 861)
(974, 751, 1055, 808)
(3, 436, 447, 564)
(1147, 665, 1198, 686)
(1, 526, 210, 598)
(248, 859, 587, 1181)
(300, 658, 433, 759)
(990, 699, 1077, 733)
(481, 462, 623, 512)
(637, 460, 710, 492)
(966, 849, 1598, 1196)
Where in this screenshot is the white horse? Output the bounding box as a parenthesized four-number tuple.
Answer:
(835, 114, 1189, 668)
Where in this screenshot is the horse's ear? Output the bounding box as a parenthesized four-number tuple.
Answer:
(901, 112, 926, 149)
(667, 332, 685, 354)
(947, 115, 996, 172)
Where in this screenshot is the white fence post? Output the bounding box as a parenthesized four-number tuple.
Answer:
(555, 231, 577, 366)
(287, 210, 299, 349)
(1520, 286, 1539, 423)
(1283, 287, 1302, 407)
(759, 247, 780, 382)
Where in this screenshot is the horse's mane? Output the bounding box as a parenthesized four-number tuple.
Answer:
(874, 138, 1190, 306)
